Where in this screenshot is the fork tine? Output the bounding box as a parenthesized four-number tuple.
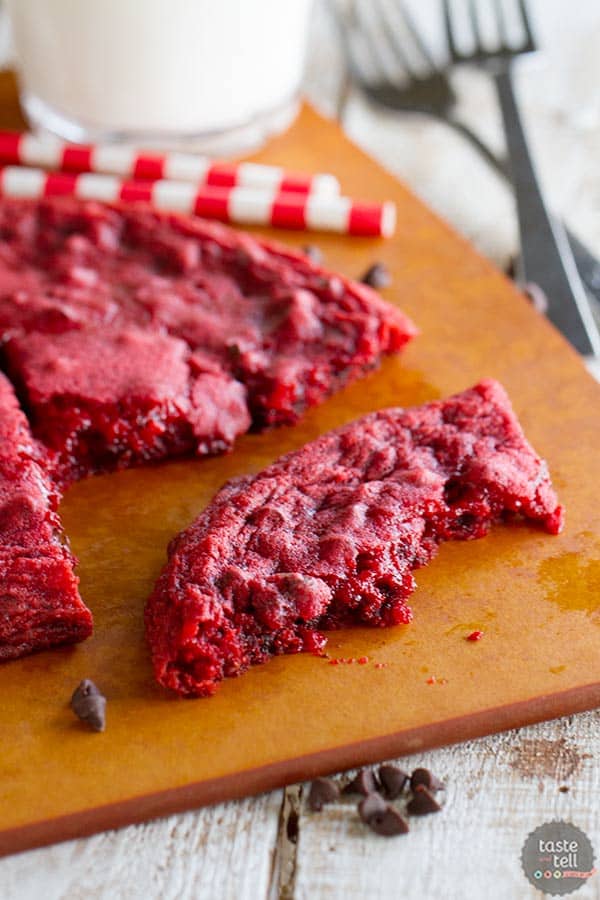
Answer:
(491, 0, 509, 48)
(394, 1, 436, 69)
(516, 0, 537, 50)
(467, 0, 484, 53)
(335, 0, 378, 85)
(328, 0, 363, 76)
(343, 0, 388, 84)
(362, 0, 418, 80)
(442, 0, 460, 61)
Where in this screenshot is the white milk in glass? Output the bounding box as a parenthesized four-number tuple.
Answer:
(6, 0, 313, 151)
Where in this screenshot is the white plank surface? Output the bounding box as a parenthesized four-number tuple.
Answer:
(0, 792, 282, 900)
(294, 713, 600, 900)
(2, 1, 600, 898)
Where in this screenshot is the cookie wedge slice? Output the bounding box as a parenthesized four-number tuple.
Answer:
(0, 373, 92, 660)
(145, 379, 563, 697)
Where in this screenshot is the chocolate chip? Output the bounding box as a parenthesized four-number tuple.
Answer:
(361, 262, 391, 289)
(359, 796, 409, 836)
(410, 767, 444, 792)
(72, 677, 101, 698)
(70, 679, 106, 732)
(372, 808, 410, 836)
(407, 785, 442, 815)
(522, 281, 549, 314)
(343, 768, 379, 796)
(358, 791, 387, 823)
(226, 343, 242, 361)
(559, 785, 570, 793)
(378, 764, 409, 799)
(302, 244, 323, 265)
(308, 777, 340, 811)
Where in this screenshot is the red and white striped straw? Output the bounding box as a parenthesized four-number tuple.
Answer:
(0, 165, 395, 237)
(0, 131, 339, 196)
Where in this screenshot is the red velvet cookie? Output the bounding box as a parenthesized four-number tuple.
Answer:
(0, 196, 416, 662)
(5, 326, 250, 484)
(0, 546, 91, 661)
(0, 373, 92, 660)
(145, 380, 563, 697)
(0, 198, 416, 433)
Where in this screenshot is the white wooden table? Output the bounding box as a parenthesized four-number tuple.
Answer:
(2, 2, 600, 897)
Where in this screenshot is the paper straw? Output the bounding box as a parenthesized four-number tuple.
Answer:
(0, 131, 339, 196)
(0, 165, 395, 237)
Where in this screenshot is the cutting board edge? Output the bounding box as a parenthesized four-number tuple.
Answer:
(3, 678, 599, 858)
(2, 93, 600, 857)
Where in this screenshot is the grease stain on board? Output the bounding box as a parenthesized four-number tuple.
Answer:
(538, 553, 600, 615)
(549, 665, 566, 675)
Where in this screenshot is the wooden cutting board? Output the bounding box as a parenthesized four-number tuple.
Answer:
(1, 76, 600, 857)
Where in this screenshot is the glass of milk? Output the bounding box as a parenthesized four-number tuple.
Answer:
(6, 0, 314, 153)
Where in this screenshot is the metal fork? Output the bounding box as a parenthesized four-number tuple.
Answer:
(331, 0, 600, 355)
(442, 0, 600, 356)
(331, 0, 507, 178)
